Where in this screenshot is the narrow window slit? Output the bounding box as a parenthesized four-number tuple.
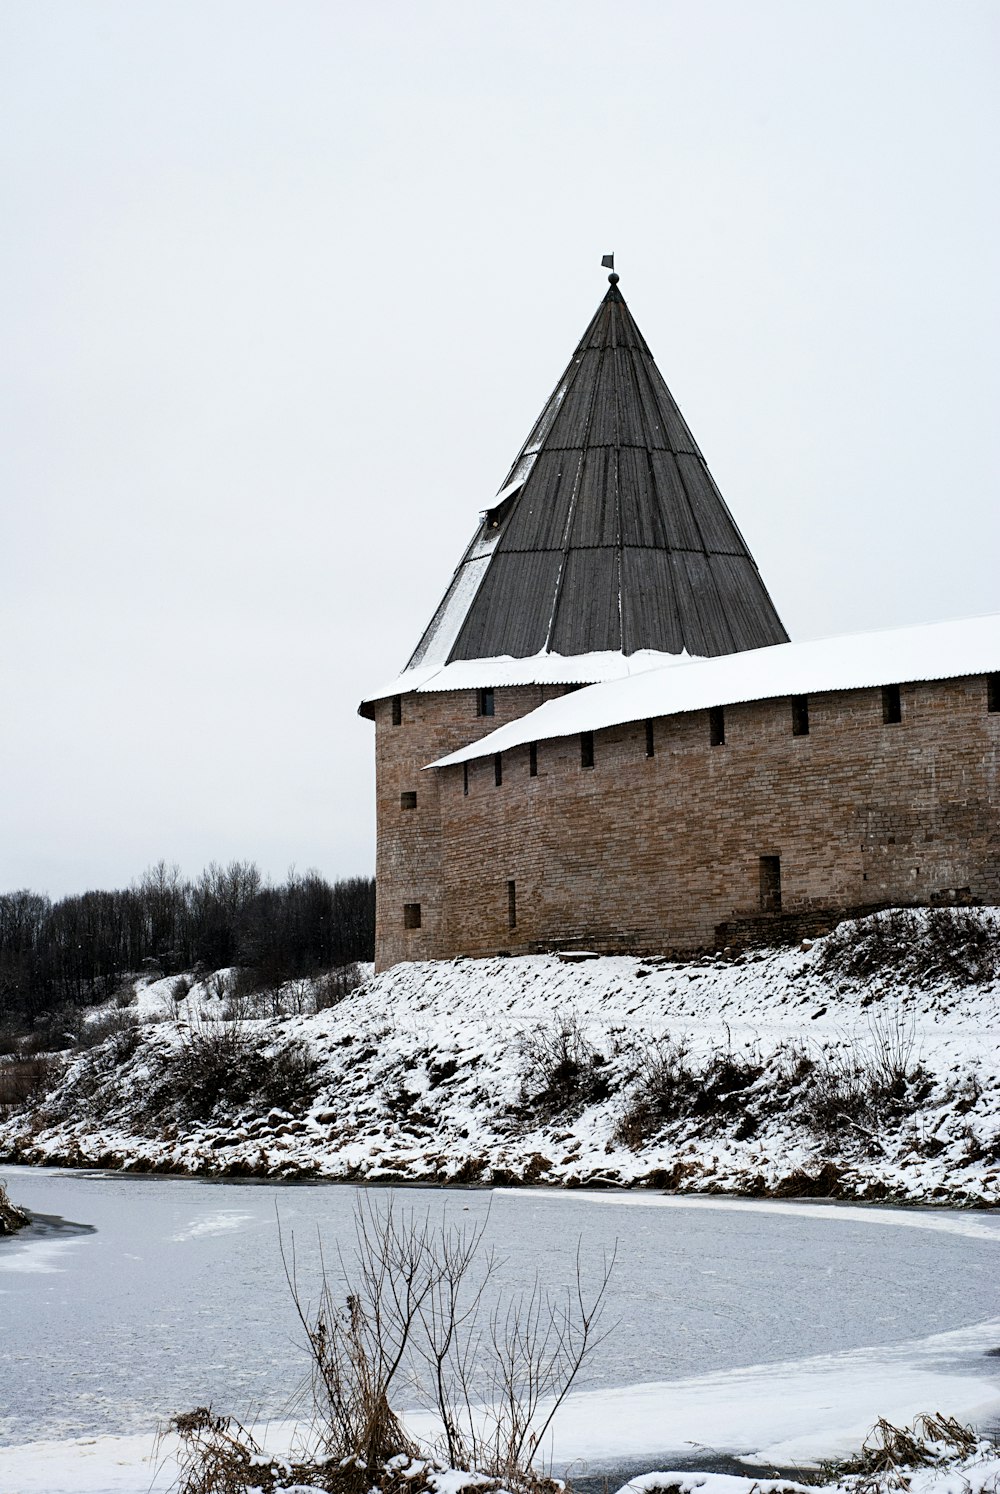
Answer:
(792, 696, 809, 736)
(529, 742, 538, 777)
(463, 762, 469, 796)
(477, 688, 495, 718)
(507, 879, 516, 929)
(882, 684, 902, 724)
(580, 731, 594, 769)
(391, 695, 402, 726)
(494, 753, 503, 787)
(709, 706, 725, 747)
(988, 674, 1000, 713)
(645, 719, 655, 758)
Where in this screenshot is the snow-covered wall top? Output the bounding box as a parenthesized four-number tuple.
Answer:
(360, 647, 696, 709)
(429, 612, 1000, 768)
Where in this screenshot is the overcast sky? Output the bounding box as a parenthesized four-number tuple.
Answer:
(1, 0, 998, 899)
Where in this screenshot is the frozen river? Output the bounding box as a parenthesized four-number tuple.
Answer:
(1, 1166, 1000, 1474)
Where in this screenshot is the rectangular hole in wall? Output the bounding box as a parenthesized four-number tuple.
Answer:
(403, 903, 421, 930)
(792, 696, 809, 736)
(988, 674, 1000, 713)
(645, 719, 655, 757)
(709, 705, 725, 747)
(580, 731, 594, 769)
(529, 742, 538, 777)
(463, 762, 469, 796)
(759, 856, 781, 913)
(507, 879, 516, 929)
(882, 683, 902, 724)
(400, 791, 417, 810)
(494, 753, 503, 787)
(391, 695, 402, 726)
(477, 688, 495, 718)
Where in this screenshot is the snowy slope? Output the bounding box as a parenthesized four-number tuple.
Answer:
(1, 910, 998, 1206)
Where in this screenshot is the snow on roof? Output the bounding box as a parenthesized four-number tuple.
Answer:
(359, 647, 698, 713)
(428, 612, 1000, 769)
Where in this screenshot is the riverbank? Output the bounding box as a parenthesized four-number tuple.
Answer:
(1, 909, 998, 1206)
(1, 1421, 998, 1494)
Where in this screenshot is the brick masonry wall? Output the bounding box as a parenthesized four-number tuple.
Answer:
(371, 684, 567, 969)
(371, 673, 999, 965)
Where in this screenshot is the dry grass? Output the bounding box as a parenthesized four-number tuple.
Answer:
(169, 1407, 539, 1494)
(830, 1412, 983, 1492)
(517, 1013, 618, 1120)
(0, 1177, 30, 1234)
(614, 1010, 936, 1152)
(154, 1021, 322, 1124)
(815, 908, 999, 989)
(614, 1037, 764, 1147)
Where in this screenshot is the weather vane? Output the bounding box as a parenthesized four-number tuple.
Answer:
(601, 252, 618, 284)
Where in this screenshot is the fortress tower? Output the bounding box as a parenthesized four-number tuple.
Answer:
(360, 271, 788, 969)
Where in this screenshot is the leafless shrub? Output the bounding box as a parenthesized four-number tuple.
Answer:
(790, 1011, 932, 1141)
(203, 970, 232, 1005)
(282, 979, 313, 1016)
(151, 1020, 321, 1124)
(78, 1008, 141, 1058)
(815, 908, 999, 988)
(21, 1003, 84, 1053)
(171, 975, 194, 1004)
(0, 1019, 27, 1058)
(219, 982, 271, 1022)
(313, 964, 364, 1012)
(866, 1007, 922, 1093)
(218, 966, 357, 1020)
(518, 1013, 618, 1120)
(0, 1053, 62, 1112)
(271, 1195, 612, 1487)
(614, 1037, 764, 1148)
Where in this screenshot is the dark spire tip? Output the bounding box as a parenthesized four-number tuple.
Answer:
(608, 272, 620, 285)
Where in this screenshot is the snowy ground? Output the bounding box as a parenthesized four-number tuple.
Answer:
(1, 910, 998, 1205)
(3, 1420, 1000, 1494)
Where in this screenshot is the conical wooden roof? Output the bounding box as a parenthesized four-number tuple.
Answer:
(408, 277, 788, 669)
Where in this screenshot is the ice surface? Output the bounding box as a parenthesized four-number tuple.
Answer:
(2, 1171, 1000, 1461)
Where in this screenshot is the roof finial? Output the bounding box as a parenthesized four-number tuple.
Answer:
(601, 251, 619, 284)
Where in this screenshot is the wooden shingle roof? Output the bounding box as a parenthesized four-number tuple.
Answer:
(407, 276, 788, 670)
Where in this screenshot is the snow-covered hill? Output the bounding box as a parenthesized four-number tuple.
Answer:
(1, 909, 998, 1206)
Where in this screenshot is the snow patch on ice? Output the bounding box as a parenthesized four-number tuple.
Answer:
(500, 1189, 1000, 1243)
(170, 1210, 254, 1242)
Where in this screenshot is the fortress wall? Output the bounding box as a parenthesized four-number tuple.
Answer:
(418, 673, 1000, 961)
(373, 684, 564, 969)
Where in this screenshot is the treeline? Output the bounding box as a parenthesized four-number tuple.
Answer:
(0, 861, 375, 1022)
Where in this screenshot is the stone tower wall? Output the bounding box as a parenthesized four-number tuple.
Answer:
(372, 684, 566, 970)
(377, 673, 999, 965)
